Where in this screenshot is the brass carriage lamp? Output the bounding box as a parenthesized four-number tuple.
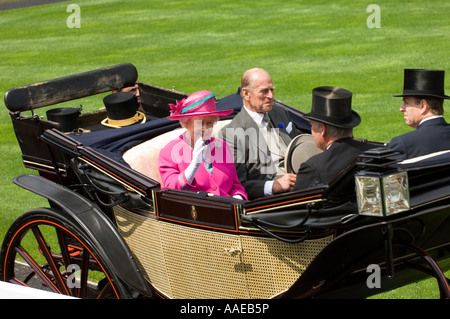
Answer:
(354, 148, 410, 217)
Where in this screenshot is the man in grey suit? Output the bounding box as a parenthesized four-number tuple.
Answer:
(388, 69, 450, 160)
(219, 68, 301, 200)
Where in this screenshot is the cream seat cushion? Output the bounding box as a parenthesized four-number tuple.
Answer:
(123, 120, 231, 184)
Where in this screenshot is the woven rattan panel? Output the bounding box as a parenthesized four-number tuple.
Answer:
(114, 206, 173, 296)
(114, 206, 333, 299)
(114, 206, 248, 298)
(240, 235, 333, 298)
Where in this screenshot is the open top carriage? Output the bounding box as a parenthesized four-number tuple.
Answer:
(1, 63, 449, 299)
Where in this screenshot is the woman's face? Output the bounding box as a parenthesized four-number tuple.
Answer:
(185, 116, 218, 145)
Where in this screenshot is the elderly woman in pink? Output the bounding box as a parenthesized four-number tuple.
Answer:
(159, 90, 248, 200)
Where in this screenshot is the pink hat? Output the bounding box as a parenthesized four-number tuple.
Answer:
(167, 90, 233, 120)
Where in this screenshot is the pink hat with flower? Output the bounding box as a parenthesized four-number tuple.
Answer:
(167, 90, 233, 120)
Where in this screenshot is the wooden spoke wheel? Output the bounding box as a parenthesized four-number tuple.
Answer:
(0, 208, 122, 299)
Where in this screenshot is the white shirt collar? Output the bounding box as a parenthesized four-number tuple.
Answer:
(243, 105, 266, 128)
(419, 115, 443, 126)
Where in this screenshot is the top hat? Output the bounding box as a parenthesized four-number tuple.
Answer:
(304, 86, 361, 128)
(167, 90, 233, 120)
(394, 69, 449, 99)
(101, 91, 146, 128)
(46, 105, 82, 132)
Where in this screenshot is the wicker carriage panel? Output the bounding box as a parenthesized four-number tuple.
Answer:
(114, 206, 332, 299)
(160, 223, 249, 299)
(114, 206, 174, 296)
(239, 235, 333, 298)
(114, 206, 248, 298)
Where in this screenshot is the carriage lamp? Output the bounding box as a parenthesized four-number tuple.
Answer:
(355, 171, 410, 217)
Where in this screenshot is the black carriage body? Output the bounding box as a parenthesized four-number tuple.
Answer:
(2, 64, 449, 299)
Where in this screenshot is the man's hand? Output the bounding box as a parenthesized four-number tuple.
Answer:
(272, 173, 297, 194)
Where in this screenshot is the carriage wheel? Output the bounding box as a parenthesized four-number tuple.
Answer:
(0, 208, 122, 299)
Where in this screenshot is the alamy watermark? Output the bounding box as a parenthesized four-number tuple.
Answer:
(65, 5, 380, 30)
(67, 264, 81, 288)
(366, 264, 381, 289)
(169, 121, 282, 175)
(66, 4, 81, 28)
(366, 4, 381, 29)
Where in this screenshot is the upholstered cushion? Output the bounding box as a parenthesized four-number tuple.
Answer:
(123, 120, 231, 184)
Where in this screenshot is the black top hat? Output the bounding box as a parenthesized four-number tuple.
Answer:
(304, 86, 361, 128)
(102, 91, 146, 128)
(394, 69, 449, 99)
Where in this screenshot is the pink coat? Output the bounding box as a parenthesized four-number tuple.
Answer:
(159, 135, 248, 200)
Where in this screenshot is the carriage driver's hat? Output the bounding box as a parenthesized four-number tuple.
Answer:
(394, 69, 450, 99)
(101, 91, 146, 128)
(304, 86, 361, 128)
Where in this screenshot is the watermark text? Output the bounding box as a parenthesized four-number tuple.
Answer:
(366, 264, 381, 288)
(66, 4, 81, 28)
(366, 4, 381, 29)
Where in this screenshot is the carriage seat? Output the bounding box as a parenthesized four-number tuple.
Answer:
(122, 120, 232, 184)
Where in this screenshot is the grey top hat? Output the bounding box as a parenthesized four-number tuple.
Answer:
(284, 134, 322, 174)
(394, 69, 449, 99)
(304, 86, 361, 128)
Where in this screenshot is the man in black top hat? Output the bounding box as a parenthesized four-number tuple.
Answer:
(292, 86, 375, 192)
(388, 69, 450, 160)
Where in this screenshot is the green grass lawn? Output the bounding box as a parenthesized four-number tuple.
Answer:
(0, 0, 449, 298)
